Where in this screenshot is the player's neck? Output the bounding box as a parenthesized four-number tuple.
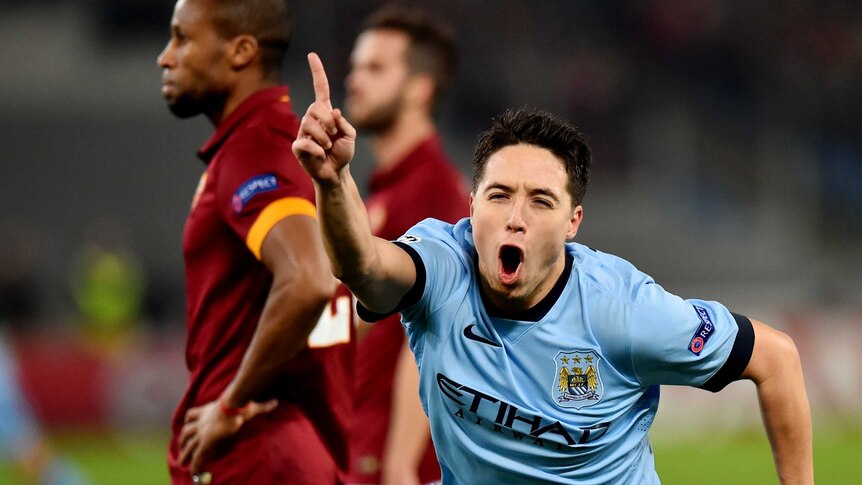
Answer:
(480, 251, 569, 320)
(372, 111, 435, 171)
(208, 77, 279, 126)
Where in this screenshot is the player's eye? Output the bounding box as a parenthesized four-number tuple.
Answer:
(488, 193, 508, 201)
(533, 198, 553, 208)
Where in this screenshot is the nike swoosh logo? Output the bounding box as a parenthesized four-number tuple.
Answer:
(463, 324, 502, 348)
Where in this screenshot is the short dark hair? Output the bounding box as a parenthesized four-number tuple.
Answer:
(472, 109, 591, 206)
(208, 0, 293, 79)
(363, 5, 458, 109)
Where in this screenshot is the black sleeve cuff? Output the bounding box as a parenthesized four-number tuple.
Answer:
(355, 241, 427, 323)
(700, 313, 755, 393)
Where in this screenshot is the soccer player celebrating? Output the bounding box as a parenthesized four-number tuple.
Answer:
(158, 1, 352, 483)
(344, 6, 468, 485)
(293, 54, 814, 484)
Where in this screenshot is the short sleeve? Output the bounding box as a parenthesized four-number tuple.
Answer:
(213, 132, 316, 260)
(628, 282, 754, 391)
(356, 219, 469, 326)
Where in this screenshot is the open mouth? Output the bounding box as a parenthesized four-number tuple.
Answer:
(498, 245, 523, 285)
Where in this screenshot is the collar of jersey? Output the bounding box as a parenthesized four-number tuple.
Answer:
(368, 134, 444, 191)
(197, 86, 291, 164)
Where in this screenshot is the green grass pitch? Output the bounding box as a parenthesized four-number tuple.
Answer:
(0, 427, 858, 484)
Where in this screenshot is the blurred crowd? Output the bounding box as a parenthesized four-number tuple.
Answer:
(2, 0, 860, 331)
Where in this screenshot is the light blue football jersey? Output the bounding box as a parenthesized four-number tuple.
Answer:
(361, 218, 753, 484)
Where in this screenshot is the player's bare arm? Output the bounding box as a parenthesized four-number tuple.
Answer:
(381, 340, 432, 485)
(742, 319, 814, 484)
(293, 53, 416, 313)
(179, 215, 336, 474)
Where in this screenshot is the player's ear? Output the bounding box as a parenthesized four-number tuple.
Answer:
(469, 192, 475, 218)
(566, 205, 583, 240)
(227, 34, 259, 69)
(406, 74, 434, 112)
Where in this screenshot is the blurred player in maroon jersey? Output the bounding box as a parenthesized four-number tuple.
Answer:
(344, 6, 468, 485)
(157, 0, 353, 483)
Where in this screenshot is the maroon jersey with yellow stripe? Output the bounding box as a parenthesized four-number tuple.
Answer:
(168, 87, 354, 484)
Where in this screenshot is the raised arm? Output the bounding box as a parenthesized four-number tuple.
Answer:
(293, 53, 416, 313)
(742, 319, 813, 484)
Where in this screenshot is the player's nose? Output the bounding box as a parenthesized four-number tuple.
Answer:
(345, 69, 361, 94)
(157, 41, 174, 68)
(505, 202, 526, 233)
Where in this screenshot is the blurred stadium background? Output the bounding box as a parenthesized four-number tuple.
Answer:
(0, 0, 859, 483)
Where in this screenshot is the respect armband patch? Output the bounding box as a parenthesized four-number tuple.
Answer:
(232, 174, 278, 213)
(688, 305, 716, 355)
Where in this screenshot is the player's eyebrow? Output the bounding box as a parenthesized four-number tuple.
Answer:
(484, 182, 560, 203)
(528, 187, 560, 202)
(483, 182, 515, 194)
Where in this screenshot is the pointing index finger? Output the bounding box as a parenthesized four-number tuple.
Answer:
(307, 52, 331, 106)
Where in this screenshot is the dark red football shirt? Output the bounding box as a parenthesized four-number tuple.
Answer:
(348, 135, 468, 484)
(168, 86, 354, 485)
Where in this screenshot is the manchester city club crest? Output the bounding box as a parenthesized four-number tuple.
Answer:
(552, 350, 604, 409)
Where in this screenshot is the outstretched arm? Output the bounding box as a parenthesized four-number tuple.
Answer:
(293, 53, 416, 313)
(742, 319, 813, 484)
